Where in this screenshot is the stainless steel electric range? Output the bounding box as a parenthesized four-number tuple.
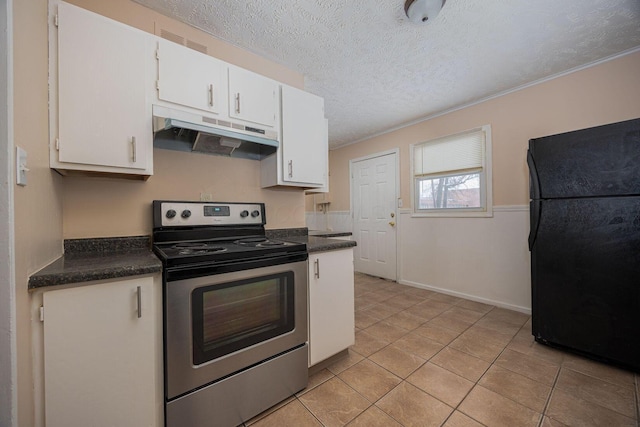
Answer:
(152, 200, 309, 427)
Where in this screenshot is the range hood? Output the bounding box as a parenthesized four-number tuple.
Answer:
(152, 105, 278, 160)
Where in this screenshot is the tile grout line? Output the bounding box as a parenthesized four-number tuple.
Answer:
(254, 274, 635, 426)
(537, 359, 563, 427)
(324, 276, 528, 426)
(353, 280, 484, 426)
(445, 312, 527, 427)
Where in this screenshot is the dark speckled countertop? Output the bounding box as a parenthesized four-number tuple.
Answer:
(286, 235, 356, 253)
(267, 228, 355, 253)
(28, 236, 162, 290)
(29, 230, 355, 290)
(308, 230, 353, 238)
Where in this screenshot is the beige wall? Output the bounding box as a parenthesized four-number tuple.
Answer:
(14, 0, 306, 424)
(323, 51, 640, 313)
(63, 150, 306, 237)
(327, 51, 640, 211)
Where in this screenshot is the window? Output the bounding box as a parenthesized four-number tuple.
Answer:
(412, 125, 492, 217)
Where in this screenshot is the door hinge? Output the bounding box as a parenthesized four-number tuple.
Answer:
(39, 305, 44, 322)
(156, 80, 160, 91)
(55, 138, 60, 151)
(54, 14, 59, 28)
(156, 49, 160, 60)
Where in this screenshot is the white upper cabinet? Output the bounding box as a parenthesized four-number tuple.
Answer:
(281, 85, 327, 186)
(51, 1, 153, 177)
(261, 85, 328, 188)
(305, 117, 330, 193)
(156, 39, 226, 116)
(228, 66, 279, 128)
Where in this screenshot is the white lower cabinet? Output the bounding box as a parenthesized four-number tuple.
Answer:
(308, 248, 355, 366)
(42, 276, 162, 427)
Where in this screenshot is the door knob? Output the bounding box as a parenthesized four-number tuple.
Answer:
(389, 221, 396, 227)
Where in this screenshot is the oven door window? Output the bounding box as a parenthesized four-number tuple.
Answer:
(191, 272, 295, 365)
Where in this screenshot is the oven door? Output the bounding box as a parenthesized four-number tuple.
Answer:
(165, 260, 307, 400)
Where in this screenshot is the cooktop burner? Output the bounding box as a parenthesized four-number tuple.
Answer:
(176, 247, 228, 256)
(234, 237, 288, 248)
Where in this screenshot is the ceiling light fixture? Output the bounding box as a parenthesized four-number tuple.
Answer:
(404, 0, 446, 24)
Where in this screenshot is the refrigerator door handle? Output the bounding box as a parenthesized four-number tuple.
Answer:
(527, 148, 541, 200)
(529, 200, 541, 251)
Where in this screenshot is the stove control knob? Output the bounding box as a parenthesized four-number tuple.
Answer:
(166, 209, 177, 219)
(240, 210, 249, 218)
(181, 209, 192, 219)
(251, 210, 260, 218)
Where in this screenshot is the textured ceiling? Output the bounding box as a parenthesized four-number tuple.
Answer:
(133, 0, 640, 148)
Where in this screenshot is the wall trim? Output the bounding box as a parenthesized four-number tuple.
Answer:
(399, 204, 529, 214)
(398, 279, 531, 315)
(0, 0, 17, 425)
(305, 210, 352, 215)
(493, 205, 529, 212)
(333, 46, 640, 150)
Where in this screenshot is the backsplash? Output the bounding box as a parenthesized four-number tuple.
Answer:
(61, 149, 306, 239)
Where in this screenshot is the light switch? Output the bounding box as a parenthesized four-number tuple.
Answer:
(16, 146, 28, 186)
(397, 198, 403, 208)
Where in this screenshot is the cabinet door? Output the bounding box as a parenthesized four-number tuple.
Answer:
(281, 85, 327, 186)
(157, 39, 226, 115)
(228, 66, 278, 128)
(56, 2, 151, 170)
(308, 249, 355, 366)
(43, 277, 159, 427)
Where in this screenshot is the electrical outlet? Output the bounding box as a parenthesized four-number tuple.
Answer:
(200, 193, 213, 202)
(16, 146, 28, 186)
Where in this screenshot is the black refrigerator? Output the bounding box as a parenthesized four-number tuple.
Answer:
(527, 117, 640, 372)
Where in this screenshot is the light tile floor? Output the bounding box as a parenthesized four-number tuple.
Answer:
(247, 273, 639, 427)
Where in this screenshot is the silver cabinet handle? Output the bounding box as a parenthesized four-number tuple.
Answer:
(208, 84, 214, 107)
(131, 136, 136, 163)
(136, 286, 142, 318)
(235, 93, 241, 114)
(314, 258, 320, 279)
(288, 160, 293, 178)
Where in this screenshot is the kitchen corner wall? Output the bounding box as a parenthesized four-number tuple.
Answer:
(13, 1, 64, 426)
(59, 0, 307, 238)
(324, 51, 640, 311)
(13, 0, 306, 425)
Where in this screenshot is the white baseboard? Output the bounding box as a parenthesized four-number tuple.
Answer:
(398, 279, 532, 315)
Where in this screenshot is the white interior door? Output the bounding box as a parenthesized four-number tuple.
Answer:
(351, 151, 398, 280)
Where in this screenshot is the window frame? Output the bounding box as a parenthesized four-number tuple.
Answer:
(410, 125, 493, 218)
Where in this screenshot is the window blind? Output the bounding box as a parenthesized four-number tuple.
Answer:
(414, 129, 485, 176)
